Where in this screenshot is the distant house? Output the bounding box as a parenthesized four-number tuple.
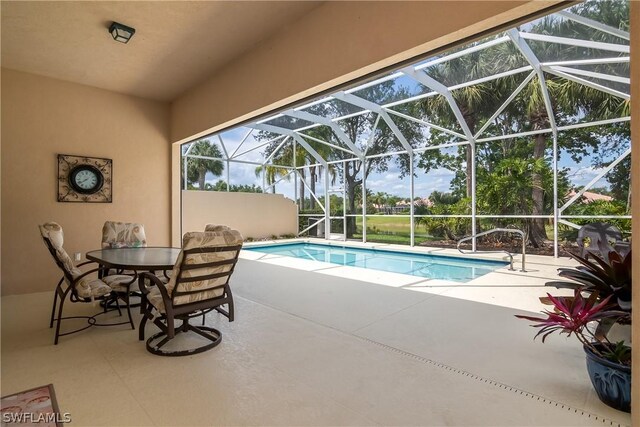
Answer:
(567, 189, 613, 203)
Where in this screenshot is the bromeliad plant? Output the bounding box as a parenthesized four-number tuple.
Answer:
(547, 242, 631, 312)
(516, 291, 629, 365)
(546, 243, 632, 340)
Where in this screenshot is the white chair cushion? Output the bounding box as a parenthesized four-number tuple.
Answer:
(103, 274, 137, 292)
(75, 277, 112, 299)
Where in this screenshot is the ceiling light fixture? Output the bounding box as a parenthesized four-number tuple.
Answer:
(109, 22, 135, 44)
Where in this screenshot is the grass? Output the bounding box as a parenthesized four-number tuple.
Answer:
(352, 216, 433, 245)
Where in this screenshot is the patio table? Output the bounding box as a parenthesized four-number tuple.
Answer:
(86, 247, 181, 310)
(86, 247, 181, 272)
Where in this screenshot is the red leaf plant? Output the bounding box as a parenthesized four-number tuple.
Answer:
(516, 290, 628, 364)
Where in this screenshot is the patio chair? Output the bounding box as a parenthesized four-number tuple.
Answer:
(138, 229, 243, 356)
(39, 222, 135, 344)
(101, 220, 169, 289)
(576, 222, 623, 259)
(101, 221, 147, 248)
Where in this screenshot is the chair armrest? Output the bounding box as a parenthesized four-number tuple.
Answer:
(72, 266, 109, 283)
(138, 272, 169, 298)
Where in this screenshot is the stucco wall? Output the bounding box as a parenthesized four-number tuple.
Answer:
(1, 69, 171, 295)
(182, 191, 297, 239)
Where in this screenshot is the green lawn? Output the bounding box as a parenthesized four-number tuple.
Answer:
(352, 215, 433, 245)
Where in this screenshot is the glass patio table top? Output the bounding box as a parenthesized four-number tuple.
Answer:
(86, 247, 181, 271)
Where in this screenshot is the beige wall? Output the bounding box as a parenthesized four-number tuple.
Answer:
(630, 2, 639, 424)
(1, 69, 171, 295)
(182, 191, 297, 239)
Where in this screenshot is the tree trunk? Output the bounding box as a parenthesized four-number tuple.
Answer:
(344, 161, 359, 238)
(626, 180, 632, 214)
(310, 166, 316, 210)
(529, 133, 548, 248)
(299, 169, 306, 211)
(346, 177, 357, 238)
(198, 169, 206, 190)
(466, 145, 473, 198)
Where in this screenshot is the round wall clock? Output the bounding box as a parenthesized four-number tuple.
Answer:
(68, 165, 104, 195)
(58, 154, 112, 203)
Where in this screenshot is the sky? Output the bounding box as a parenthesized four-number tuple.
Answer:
(196, 127, 621, 201)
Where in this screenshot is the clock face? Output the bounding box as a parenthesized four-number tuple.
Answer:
(69, 165, 104, 194)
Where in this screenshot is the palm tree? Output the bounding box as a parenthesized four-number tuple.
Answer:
(254, 139, 306, 204)
(254, 163, 291, 193)
(186, 140, 224, 190)
(416, 44, 503, 198)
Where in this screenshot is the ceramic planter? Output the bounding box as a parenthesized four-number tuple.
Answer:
(584, 344, 631, 413)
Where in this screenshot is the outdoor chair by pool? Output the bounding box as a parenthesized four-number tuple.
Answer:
(577, 222, 623, 259)
(138, 229, 243, 356)
(39, 222, 135, 344)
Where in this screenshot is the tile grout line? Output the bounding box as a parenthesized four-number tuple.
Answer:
(236, 295, 628, 427)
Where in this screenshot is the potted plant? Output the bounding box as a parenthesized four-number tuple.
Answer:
(516, 243, 632, 413)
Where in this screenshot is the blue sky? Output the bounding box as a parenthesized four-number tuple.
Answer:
(197, 127, 616, 201)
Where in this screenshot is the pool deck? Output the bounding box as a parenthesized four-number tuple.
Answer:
(1, 239, 631, 426)
(242, 238, 580, 313)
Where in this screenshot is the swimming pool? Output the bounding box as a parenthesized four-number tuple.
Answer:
(246, 243, 508, 282)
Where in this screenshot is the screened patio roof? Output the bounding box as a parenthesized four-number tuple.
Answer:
(184, 5, 630, 167)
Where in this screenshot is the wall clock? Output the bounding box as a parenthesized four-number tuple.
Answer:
(57, 154, 112, 203)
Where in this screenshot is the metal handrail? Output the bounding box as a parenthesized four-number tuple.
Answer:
(457, 228, 526, 272)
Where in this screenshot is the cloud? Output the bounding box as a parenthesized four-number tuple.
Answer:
(564, 165, 605, 187)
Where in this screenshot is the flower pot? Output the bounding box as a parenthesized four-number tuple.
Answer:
(584, 344, 631, 413)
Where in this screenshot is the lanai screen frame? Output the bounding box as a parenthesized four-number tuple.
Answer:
(181, 6, 631, 258)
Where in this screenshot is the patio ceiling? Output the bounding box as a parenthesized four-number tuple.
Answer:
(0, 1, 322, 101)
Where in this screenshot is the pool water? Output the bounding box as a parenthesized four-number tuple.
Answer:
(246, 243, 508, 282)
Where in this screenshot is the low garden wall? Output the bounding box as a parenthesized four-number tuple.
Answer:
(182, 190, 297, 240)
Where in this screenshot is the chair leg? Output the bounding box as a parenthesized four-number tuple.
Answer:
(114, 293, 123, 317)
(227, 300, 235, 322)
(139, 302, 150, 341)
(54, 292, 68, 345)
(49, 280, 62, 328)
(124, 292, 134, 330)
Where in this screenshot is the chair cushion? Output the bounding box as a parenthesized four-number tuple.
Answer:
(101, 221, 147, 249)
(146, 284, 225, 313)
(75, 277, 112, 299)
(103, 274, 137, 292)
(38, 222, 81, 277)
(204, 224, 231, 232)
(145, 230, 242, 313)
(166, 230, 243, 307)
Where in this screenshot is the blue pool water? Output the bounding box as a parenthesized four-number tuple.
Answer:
(246, 243, 508, 282)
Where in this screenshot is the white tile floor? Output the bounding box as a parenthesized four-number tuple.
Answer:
(1, 247, 632, 426)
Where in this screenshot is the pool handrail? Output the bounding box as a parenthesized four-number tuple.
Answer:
(457, 228, 526, 272)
